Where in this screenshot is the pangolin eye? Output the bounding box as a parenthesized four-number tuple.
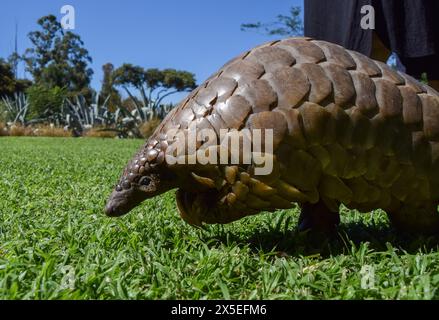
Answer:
(139, 176, 152, 186)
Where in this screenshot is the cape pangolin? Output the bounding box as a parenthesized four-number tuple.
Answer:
(105, 37, 439, 235)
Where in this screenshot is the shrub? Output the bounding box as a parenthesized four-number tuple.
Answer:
(2, 123, 71, 137)
(0, 122, 8, 136)
(33, 125, 71, 137)
(83, 127, 117, 138)
(8, 125, 33, 136)
(26, 85, 66, 119)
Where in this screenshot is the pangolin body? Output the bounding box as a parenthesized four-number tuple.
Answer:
(106, 37, 439, 235)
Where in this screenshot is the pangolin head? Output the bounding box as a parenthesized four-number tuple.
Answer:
(105, 138, 176, 217)
(105, 135, 259, 226)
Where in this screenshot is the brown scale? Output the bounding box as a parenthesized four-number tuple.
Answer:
(106, 37, 439, 236)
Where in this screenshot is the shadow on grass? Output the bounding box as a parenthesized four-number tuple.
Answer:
(203, 220, 439, 258)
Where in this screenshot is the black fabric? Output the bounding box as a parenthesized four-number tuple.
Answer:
(304, 0, 439, 79)
(304, 0, 373, 56)
(374, 0, 439, 58)
(304, 0, 439, 58)
(399, 55, 439, 79)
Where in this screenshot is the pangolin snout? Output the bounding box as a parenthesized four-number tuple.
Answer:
(105, 189, 146, 217)
(104, 199, 127, 217)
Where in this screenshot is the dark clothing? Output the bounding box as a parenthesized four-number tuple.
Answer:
(304, 0, 439, 79)
(374, 0, 439, 58)
(304, 0, 373, 55)
(399, 55, 439, 80)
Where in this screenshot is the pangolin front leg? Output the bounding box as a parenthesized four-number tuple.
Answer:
(298, 201, 341, 234)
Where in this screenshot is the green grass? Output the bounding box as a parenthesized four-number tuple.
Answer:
(1, 137, 439, 299)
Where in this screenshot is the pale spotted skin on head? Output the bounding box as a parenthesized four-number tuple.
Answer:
(106, 37, 439, 235)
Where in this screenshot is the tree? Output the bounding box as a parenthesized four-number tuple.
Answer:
(8, 52, 20, 79)
(0, 59, 16, 97)
(241, 6, 303, 37)
(23, 15, 93, 95)
(113, 64, 196, 119)
(0, 58, 32, 98)
(101, 63, 121, 112)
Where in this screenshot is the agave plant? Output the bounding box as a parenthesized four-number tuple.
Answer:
(121, 88, 155, 122)
(1, 93, 29, 125)
(102, 103, 143, 138)
(65, 92, 113, 135)
(105, 101, 175, 138)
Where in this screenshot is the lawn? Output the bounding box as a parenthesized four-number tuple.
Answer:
(1, 137, 439, 299)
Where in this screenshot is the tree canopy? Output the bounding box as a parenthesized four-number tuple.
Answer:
(0, 58, 31, 98)
(23, 15, 93, 95)
(0, 59, 16, 97)
(241, 6, 303, 37)
(101, 63, 121, 112)
(113, 64, 196, 111)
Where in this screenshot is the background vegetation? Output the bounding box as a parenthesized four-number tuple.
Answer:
(0, 14, 196, 139)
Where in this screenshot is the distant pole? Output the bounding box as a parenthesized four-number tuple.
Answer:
(14, 20, 18, 79)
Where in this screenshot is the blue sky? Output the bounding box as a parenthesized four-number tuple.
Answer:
(0, 0, 303, 103)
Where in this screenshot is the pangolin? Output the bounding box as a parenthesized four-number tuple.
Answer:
(105, 37, 439, 235)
